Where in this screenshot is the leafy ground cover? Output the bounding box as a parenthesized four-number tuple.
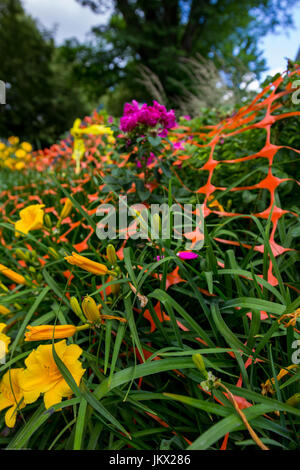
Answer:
(0, 69, 299, 450)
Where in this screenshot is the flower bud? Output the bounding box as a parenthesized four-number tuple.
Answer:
(15, 249, 27, 261)
(106, 244, 117, 265)
(192, 354, 208, 378)
(82, 296, 101, 323)
(109, 276, 120, 295)
(286, 393, 300, 408)
(60, 198, 73, 220)
(0, 282, 9, 292)
(70, 297, 86, 323)
(31, 250, 37, 263)
(44, 214, 52, 229)
(23, 251, 31, 262)
(48, 247, 60, 259)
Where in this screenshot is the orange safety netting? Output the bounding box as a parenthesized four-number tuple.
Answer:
(170, 69, 300, 287)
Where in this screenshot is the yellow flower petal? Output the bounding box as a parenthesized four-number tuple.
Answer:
(44, 387, 63, 410)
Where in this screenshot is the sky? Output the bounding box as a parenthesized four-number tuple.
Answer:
(23, 0, 300, 80)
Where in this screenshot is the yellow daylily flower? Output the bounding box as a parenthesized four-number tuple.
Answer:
(0, 263, 26, 285)
(65, 252, 113, 276)
(70, 118, 82, 137)
(0, 323, 11, 361)
(24, 324, 89, 341)
(72, 138, 85, 161)
(20, 340, 85, 410)
(70, 119, 113, 137)
(72, 138, 85, 174)
(15, 204, 45, 237)
(83, 124, 114, 136)
(0, 369, 26, 428)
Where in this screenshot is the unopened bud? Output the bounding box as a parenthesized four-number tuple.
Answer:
(70, 296, 86, 322)
(106, 244, 117, 265)
(0, 282, 9, 292)
(48, 247, 60, 259)
(110, 276, 120, 295)
(24, 251, 31, 262)
(59, 198, 73, 220)
(44, 214, 52, 229)
(15, 249, 27, 261)
(286, 393, 300, 408)
(192, 354, 208, 378)
(24, 275, 32, 285)
(82, 296, 101, 323)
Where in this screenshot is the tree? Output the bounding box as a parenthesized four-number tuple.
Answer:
(0, 0, 92, 146)
(72, 0, 298, 111)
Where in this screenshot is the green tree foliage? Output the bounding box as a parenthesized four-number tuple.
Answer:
(70, 0, 298, 112)
(0, 0, 92, 146)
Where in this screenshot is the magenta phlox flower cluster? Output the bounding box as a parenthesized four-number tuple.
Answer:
(120, 100, 176, 134)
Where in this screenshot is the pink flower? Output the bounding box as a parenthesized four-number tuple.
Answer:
(177, 251, 199, 260)
(120, 100, 176, 135)
(173, 141, 185, 150)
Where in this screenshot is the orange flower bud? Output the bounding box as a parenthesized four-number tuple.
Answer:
(0, 263, 26, 285)
(24, 324, 89, 341)
(65, 252, 112, 276)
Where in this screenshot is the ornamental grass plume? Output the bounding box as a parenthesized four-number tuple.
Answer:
(65, 252, 114, 276)
(15, 204, 45, 237)
(0, 369, 26, 428)
(24, 324, 90, 341)
(0, 263, 26, 285)
(20, 340, 85, 410)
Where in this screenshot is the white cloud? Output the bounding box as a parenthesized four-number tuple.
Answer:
(23, 0, 111, 43)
